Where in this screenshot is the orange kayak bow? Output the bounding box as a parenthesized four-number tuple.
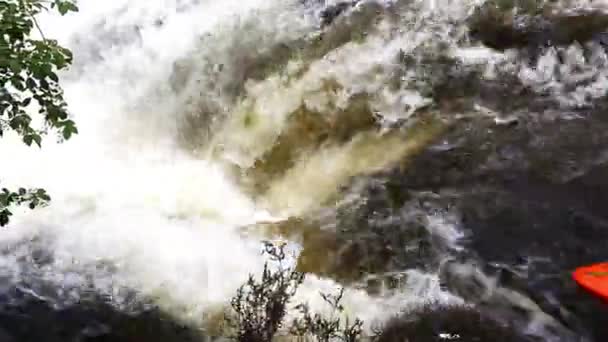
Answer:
(573, 262, 608, 302)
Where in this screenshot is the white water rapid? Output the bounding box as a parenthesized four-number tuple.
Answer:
(0, 0, 460, 333)
(6, 0, 608, 340)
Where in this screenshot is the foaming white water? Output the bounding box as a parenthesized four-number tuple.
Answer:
(0, 0, 456, 330)
(0, 0, 506, 333)
(518, 43, 608, 108)
(289, 271, 462, 331)
(0, 0, 293, 325)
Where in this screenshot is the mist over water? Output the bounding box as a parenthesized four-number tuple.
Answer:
(2, 0, 608, 340)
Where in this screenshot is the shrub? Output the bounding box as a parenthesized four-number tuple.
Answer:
(228, 241, 363, 342)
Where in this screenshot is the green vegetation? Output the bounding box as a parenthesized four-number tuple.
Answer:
(0, 0, 78, 226)
(227, 241, 364, 342)
(0, 187, 50, 226)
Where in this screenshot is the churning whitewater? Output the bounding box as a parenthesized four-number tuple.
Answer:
(3, 0, 608, 340)
(0, 0, 456, 329)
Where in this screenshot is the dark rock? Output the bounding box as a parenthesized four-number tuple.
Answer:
(0, 287, 202, 342)
(376, 304, 537, 342)
(438, 260, 584, 341)
(320, 1, 356, 27)
(469, 1, 608, 51)
(319, 181, 447, 284)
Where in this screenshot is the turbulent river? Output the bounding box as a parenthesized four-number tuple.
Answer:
(2, 0, 608, 341)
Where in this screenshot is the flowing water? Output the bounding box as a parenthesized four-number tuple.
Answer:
(2, 0, 608, 341)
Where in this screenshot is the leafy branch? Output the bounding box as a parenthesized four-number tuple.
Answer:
(0, 186, 50, 226)
(290, 287, 363, 342)
(1, 0, 79, 145)
(0, 0, 78, 226)
(228, 241, 364, 341)
(229, 241, 305, 342)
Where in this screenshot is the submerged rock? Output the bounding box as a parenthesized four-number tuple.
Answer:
(376, 304, 536, 342)
(469, 1, 608, 50)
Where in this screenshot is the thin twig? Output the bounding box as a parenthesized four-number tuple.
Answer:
(20, 0, 47, 41)
(31, 14, 47, 41)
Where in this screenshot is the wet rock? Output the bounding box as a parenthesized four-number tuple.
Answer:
(320, 1, 357, 27)
(376, 303, 537, 342)
(469, 1, 608, 50)
(0, 287, 202, 342)
(468, 2, 551, 50)
(438, 261, 580, 341)
(321, 185, 444, 283)
(388, 42, 557, 118)
(302, 0, 386, 61)
(386, 109, 608, 191)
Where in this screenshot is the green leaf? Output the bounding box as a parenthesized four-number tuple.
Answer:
(63, 124, 76, 140)
(56, 1, 79, 15)
(8, 60, 21, 74)
(49, 72, 58, 82)
(23, 134, 33, 146)
(26, 78, 37, 89)
(0, 210, 11, 227)
(61, 49, 73, 63)
(32, 134, 41, 147)
(41, 64, 53, 76)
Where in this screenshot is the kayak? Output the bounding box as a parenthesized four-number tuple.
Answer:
(572, 262, 608, 302)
